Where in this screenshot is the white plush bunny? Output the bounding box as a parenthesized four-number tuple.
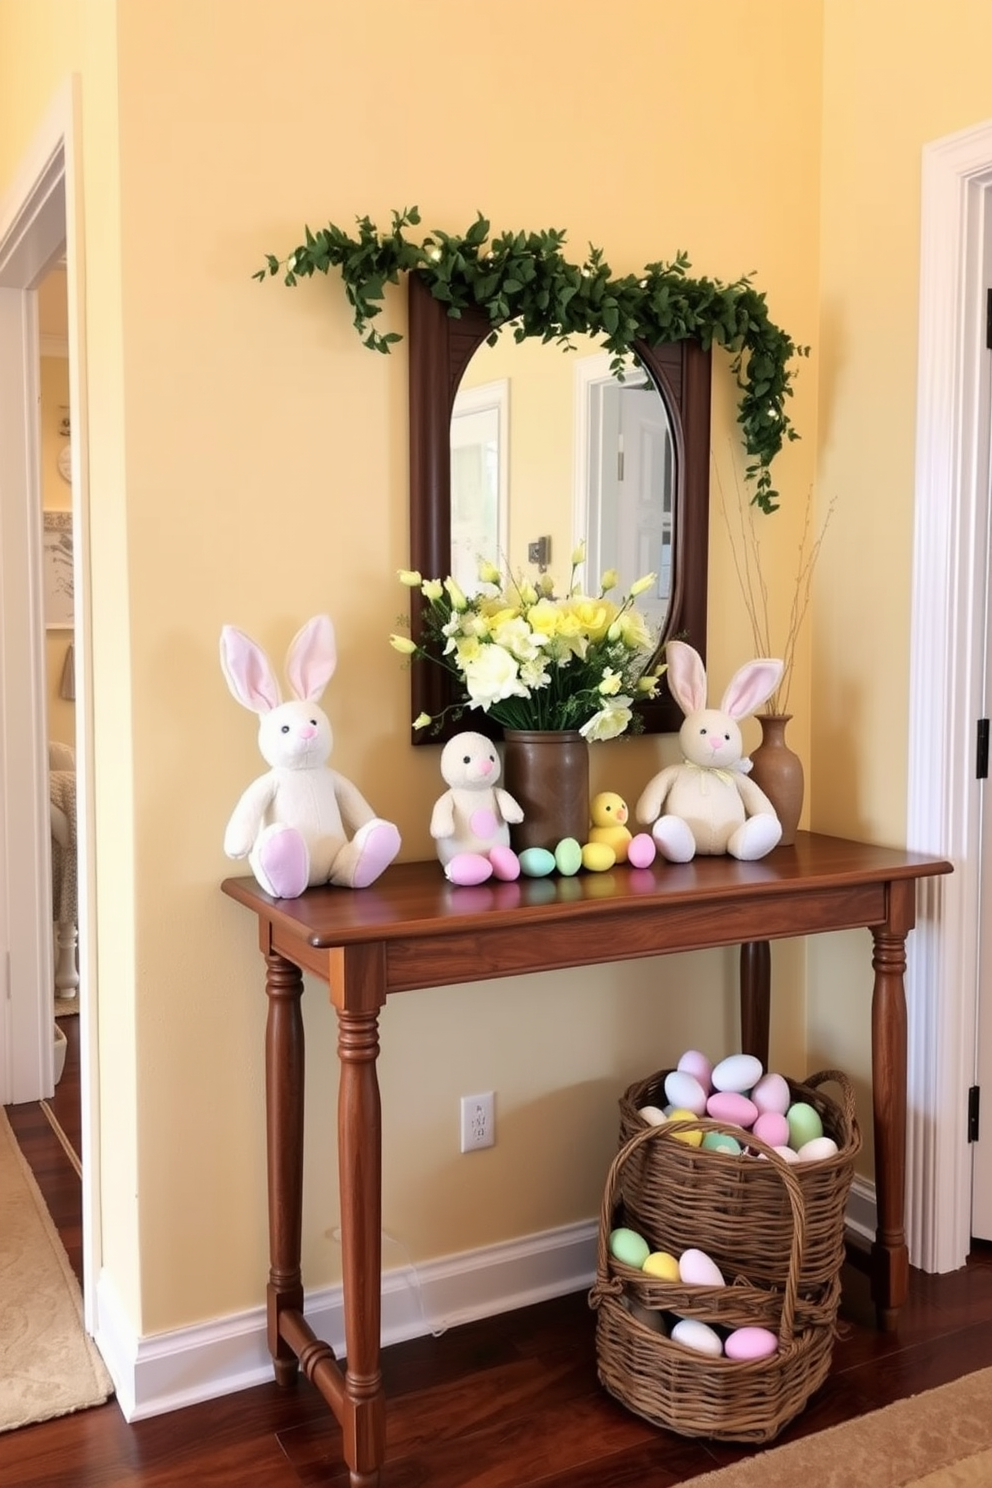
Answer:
(635, 640, 784, 862)
(220, 614, 401, 896)
(430, 731, 524, 885)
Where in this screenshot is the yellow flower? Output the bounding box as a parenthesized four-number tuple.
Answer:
(600, 568, 619, 592)
(398, 568, 422, 587)
(598, 668, 623, 696)
(571, 540, 586, 566)
(629, 572, 657, 597)
(444, 576, 469, 610)
(477, 558, 501, 585)
(413, 711, 433, 729)
(389, 634, 417, 655)
(422, 577, 444, 601)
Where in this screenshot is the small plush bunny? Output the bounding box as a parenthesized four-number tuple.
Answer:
(220, 614, 401, 897)
(635, 640, 784, 862)
(430, 731, 523, 885)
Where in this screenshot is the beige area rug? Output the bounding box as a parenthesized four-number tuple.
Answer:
(0, 1108, 113, 1431)
(54, 995, 79, 1018)
(690, 1366, 992, 1487)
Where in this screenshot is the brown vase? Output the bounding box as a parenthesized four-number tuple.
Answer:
(501, 729, 590, 854)
(748, 713, 804, 847)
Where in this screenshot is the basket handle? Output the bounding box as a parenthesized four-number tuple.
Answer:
(591, 1116, 806, 1350)
(805, 1068, 857, 1127)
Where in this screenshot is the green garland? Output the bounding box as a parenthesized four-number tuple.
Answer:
(256, 206, 807, 513)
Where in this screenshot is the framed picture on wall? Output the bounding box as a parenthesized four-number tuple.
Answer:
(42, 510, 74, 630)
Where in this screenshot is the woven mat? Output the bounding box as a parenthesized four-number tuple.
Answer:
(689, 1365, 992, 1487)
(54, 996, 79, 1018)
(0, 1108, 113, 1431)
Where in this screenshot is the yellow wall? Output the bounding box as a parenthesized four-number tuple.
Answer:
(13, 0, 969, 1347)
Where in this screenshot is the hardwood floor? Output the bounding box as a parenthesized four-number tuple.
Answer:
(4, 1023, 992, 1486)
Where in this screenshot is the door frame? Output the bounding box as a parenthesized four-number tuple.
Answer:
(906, 118, 992, 1271)
(0, 75, 100, 1325)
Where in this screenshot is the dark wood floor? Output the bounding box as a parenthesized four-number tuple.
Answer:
(4, 1019, 992, 1486)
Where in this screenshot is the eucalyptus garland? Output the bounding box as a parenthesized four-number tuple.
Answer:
(256, 206, 807, 513)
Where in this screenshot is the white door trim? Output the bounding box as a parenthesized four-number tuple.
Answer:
(0, 75, 101, 1328)
(905, 119, 992, 1271)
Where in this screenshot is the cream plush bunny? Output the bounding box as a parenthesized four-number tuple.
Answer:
(635, 640, 784, 862)
(430, 731, 523, 885)
(220, 614, 401, 897)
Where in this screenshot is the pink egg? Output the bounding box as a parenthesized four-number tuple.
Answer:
(677, 1049, 713, 1092)
(663, 1069, 707, 1115)
(751, 1071, 791, 1116)
(752, 1110, 790, 1148)
(678, 1247, 725, 1287)
(724, 1326, 778, 1361)
(706, 1090, 758, 1128)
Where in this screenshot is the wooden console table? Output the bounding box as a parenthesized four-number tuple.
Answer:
(222, 832, 951, 1487)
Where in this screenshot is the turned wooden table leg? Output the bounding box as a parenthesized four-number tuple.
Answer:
(870, 881, 916, 1331)
(335, 945, 387, 1488)
(264, 948, 306, 1385)
(740, 940, 771, 1068)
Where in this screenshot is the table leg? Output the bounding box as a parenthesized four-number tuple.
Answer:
(264, 949, 306, 1385)
(336, 947, 386, 1487)
(870, 899, 913, 1331)
(739, 940, 771, 1067)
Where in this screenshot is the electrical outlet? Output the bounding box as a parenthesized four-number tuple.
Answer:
(460, 1091, 495, 1152)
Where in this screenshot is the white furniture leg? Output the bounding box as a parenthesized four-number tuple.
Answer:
(54, 919, 79, 996)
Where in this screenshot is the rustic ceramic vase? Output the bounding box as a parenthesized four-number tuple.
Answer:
(501, 729, 590, 854)
(748, 713, 804, 847)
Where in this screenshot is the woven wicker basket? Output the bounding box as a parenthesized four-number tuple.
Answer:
(589, 1118, 840, 1442)
(616, 1068, 860, 1301)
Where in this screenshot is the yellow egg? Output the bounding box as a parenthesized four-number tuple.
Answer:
(581, 841, 616, 873)
(642, 1250, 680, 1281)
(664, 1108, 704, 1146)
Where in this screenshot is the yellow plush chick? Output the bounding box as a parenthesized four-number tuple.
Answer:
(589, 791, 635, 862)
(589, 791, 657, 869)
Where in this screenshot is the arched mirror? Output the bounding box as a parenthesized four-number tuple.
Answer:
(408, 271, 711, 743)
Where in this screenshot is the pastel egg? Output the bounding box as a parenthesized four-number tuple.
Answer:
(751, 1070, 791, 1116)
(664, 1108, 704, 1146)
(663, 1069, 708, 1115)
(642, 1250, 680, 1281)
(671, 1317, 723, 1356)
(679, 1248, 725, 1287)
(701, 1130, 743, 1156)
(581, 841, 616, 873)
(724, 1326, 778, 1361)
(553, 837, 583, 876)
(623, 1296, 667, 1332)
(752, 1110, 790, 1148)
(711, 1052, 764, 1093)
(796, 1135, 839, 1163)
(518, 847, 557, 878)
(609, 1227, 650, 1268)
(786, 1101, 824, 1149)
(706, 1090, 758, 1128)
(771, 1144, 801, 1164)
(639, 1104, 667, 1126)
(627, 832, 656, 868)
(677, 1049, 713, 1092)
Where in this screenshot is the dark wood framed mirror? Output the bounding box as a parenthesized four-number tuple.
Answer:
(408, 270, 711, 744)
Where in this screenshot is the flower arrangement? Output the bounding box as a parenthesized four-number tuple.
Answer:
(390, 544, 666, 740)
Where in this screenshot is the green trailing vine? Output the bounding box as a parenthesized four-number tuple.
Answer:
(256, 206, 807, 513)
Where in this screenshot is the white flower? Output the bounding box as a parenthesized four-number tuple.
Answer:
(580, 696, 634, 741)
(398, 568, 422, 587)
(461, 644, 530, 710)
(491, 615, 547, 664)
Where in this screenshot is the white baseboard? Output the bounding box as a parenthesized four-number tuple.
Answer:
(95, 1218, 600, 1422)
(94, 1185, 880, 1425)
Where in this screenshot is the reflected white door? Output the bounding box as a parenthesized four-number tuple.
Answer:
(973, 277, 992, 1244)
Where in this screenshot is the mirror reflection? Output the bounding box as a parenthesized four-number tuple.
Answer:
(450, 328, 676, 637)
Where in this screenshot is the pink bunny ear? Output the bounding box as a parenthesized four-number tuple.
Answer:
(219, 626, 281, 713)
(664, 640, 708, 715)
(720, 658, 785, 720)
(284, 614, 337, 701)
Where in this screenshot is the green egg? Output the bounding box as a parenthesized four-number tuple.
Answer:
(701, 1131, 742, 1156)
(609, 1227, 650, 1268)
(554, 838, 583, 876)
(519, 847, 557, 877)
(786, 1101, 824, 1149)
